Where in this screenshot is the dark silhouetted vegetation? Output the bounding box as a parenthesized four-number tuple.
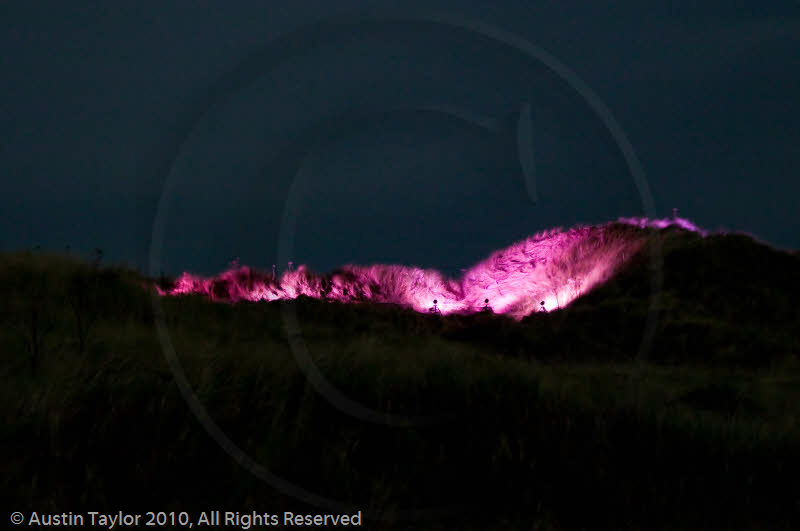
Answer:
(1, 230, 798, 530)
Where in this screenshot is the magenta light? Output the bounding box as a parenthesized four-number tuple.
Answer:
(158, 217, 704, 320)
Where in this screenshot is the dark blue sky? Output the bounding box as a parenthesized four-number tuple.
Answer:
(2, 1, 798, 276)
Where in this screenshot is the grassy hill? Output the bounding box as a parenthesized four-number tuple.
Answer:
(1, 228, 798, 530)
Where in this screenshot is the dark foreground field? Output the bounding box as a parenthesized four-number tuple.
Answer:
(2, 228, 799, 530)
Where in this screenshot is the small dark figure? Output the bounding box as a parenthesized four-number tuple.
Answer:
(92, 248, 103, 268)
(429, 299, 441, 314)
(482, 298, 493, 313)
(539, 300, 547, 312)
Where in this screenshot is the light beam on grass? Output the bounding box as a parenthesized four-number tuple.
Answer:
(158, 217, 704, 319)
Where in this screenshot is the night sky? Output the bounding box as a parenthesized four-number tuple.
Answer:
(2, 1, 798, 277)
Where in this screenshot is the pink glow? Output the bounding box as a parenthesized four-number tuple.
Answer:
(158, 217, 705, 320)
(617, 216, 708, 235)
